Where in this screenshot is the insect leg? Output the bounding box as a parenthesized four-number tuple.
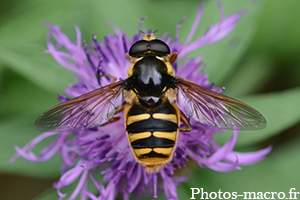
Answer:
(100, 117, 121, 126)
(100, 104, 125, 126)
(103, 73, 117, 83)
(168, 52, 178, 64)
(115, 103, 125, 114)
(179, 110, 192, 132)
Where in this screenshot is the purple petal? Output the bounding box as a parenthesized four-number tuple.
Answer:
(225, 146, 273, 165)
(184, 3, 204, 44)
(55, 166, 83, 187)
(207, 161, 240, 172)
(179, 9, 246, 57)
(153, 173, 158, 200)
(69, 166, 89, 200)
(160, 170, 178, 200)
(9, 132, 60, 163)
(206, 129, 239, 165)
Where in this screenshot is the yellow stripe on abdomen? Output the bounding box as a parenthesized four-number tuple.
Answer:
(153, 131, 176, 141)
(128, 132, 152, 142)
(133, 148, 152, 157)
(152, 113, 178, 124)
(153, 147, 173, 155)
(127, 113, 151, 125)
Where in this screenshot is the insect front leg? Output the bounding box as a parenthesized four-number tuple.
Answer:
(179, 110, 192, 132)
(96, 72, 117, 84)
(103, 73, 117, 83)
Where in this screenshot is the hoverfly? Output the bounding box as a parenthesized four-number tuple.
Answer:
(35, 33, 266, 173)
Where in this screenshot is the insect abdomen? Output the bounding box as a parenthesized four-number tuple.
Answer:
(126, 102, 179, 173)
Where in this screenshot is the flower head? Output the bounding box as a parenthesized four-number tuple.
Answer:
(10, 2, 271, 200)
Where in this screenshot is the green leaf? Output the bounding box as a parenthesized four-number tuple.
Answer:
(0, 0, 86, 92)
(223, 53, 274, 96)
(0, 43, 74, 93)
(191, 0, 267, 85)
(253, 0, 300, 57)
(215, 87, 300, 146)
(0, 0, 88, 44)
(0, 69, 58, 117)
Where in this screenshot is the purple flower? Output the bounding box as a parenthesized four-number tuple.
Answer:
(10, 2, 271, 200)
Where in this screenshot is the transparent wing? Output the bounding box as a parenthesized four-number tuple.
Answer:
(35, 81, 125, 132)
(176, 77, 266, 130)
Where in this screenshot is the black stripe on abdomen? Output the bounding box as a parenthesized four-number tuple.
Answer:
(138, 151, 169, 159)
(127, 118, 178, 133)
(131, 135, 174, 149)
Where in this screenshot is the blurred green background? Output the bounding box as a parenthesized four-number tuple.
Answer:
(1, 0, 300, 199)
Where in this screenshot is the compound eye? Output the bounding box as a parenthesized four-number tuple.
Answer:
(129, 40, 148, 56)
(149, 39, 170, 55)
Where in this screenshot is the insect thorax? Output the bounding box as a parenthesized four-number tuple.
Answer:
(129, 54, 173, 107)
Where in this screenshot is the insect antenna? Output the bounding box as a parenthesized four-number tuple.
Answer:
(138, 17, 147, 39)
